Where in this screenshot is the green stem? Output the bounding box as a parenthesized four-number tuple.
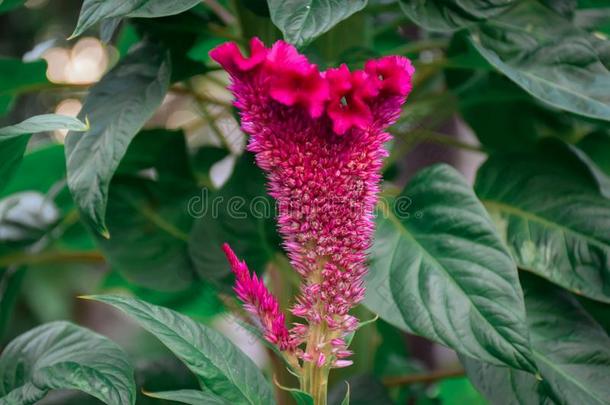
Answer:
(414, 130, 486, 153)
(0, 250, 104, 268)
(301, 323, 331, 405)
(382, 368, 465, 387)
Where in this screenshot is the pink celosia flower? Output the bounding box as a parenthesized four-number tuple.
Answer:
(222, 243, 294, 351)
(212, 38, 414, 368)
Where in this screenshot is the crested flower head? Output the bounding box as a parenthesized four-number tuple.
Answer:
(213, 38, 414, 367)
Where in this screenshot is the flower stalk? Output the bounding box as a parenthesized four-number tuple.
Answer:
(213, 38, 413, 403)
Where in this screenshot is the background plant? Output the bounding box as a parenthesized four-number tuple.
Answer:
(1, 0, 610, 404)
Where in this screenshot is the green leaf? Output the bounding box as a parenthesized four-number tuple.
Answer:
(267, 0, 367, 47)
(65, 41, 170, 236)
(0, 136, 29, 193)
(445, 35, 576, 153)
(475, 140, 610, 302)
(94, 129, 198, 291)
(144, 389, 229, 404)
(521, 274, 610, 405)
(188, 36, 226, 65)
(1, 144, 66, 198)
(71, 0, 201, 38)
(461, 355, 555, 405)
(566, 142, 610, 199)
(190, 146, 229, 188)
(188, 153, 279, 279)
(365, 164, 535, 372)
(578, 131, 610, 176)
(0, 267, 26, 340)
(0, 321, 135, 405)
(0, 114, 88, 139)
(274, 381, 313, 405)
(95, 176, 197, 291)
(340, 383, 349, 405)
(437, 376, 487, 405)
(0, 0, 24, 13)
(86, 294, 276, 405)
(273, 373, 314, 404)
(0, 58, 49, 116)
(470, 1, 610, 122)
(399, 0, 515, 31)
(328, 375, 392, 405)
(0, 115, 86, 194)
(0, 58, 48, 95)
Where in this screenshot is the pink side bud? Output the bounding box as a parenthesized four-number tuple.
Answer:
(222, 243, 294, 351)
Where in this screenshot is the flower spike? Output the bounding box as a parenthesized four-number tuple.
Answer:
(213, 38, 414, 368)
(222, 243, 294, 351)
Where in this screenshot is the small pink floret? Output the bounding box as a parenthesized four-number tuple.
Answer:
(365, 55, 415, 96)
(209, 37, 267, 74)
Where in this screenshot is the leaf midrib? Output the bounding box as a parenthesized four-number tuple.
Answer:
(481, 199, 610, 250)
(473, 40, 610, 119)
(384, 206, 533, 371)
(533, 349, 607, 405)
(106, 298, 260, 405)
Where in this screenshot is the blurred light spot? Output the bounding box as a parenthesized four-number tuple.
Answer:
(54, 98, 82, 141)
(25, 0, 48, 8)
(166, 109, 200, 130)
(43, 48, 70, 83)
(43, 37, 108, 84)
(23, 39, 56, 62)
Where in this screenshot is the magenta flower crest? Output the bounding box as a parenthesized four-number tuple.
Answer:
(213, 38, 414, 369)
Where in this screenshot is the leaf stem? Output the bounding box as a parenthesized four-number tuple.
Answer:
(412, 130, 486, 153)
(0, 250, 105, 268)
(202, 0, 237, 26)
(382, 368, 465, 387)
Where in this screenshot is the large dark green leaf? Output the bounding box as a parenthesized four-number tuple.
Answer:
(364, 164, 535, 372)
(399, 0, 515, 31)
(470, 1, 610, 122)
(445, 35, 577, 152)
(65, 41, 170, 236)
(31, 356, 199, 405)
(0, 321, 135, 405)
(188, 153, 279, 279)
(461, 355, 555, 405)
(71, 0, 201, 38)
(267, 0, 367, 47)
(521, 274, 610, 405)
(93, 130, 198, 291)
(86, 295, 276, 405)
(95, 176, 197, 291)
(475, 140, 610, 303)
